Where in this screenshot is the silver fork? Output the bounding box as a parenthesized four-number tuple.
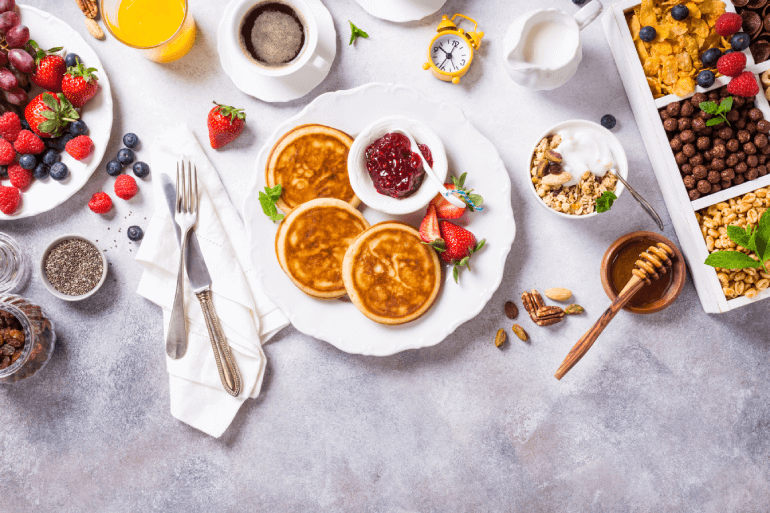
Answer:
(166, 160, 198, 360)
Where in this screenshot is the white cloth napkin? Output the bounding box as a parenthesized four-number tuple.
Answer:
(135, 124, 288, 438)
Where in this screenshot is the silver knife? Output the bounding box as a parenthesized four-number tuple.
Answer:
(161, 174, 242, 397)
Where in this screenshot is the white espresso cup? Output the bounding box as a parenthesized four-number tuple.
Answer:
(224, 0, 329, 77)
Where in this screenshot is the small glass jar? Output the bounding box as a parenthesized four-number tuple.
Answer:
(0, 294, 56, 384)
(0, 233, 29, 294)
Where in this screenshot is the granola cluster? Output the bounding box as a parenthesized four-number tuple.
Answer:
(530, 135, 618, 216)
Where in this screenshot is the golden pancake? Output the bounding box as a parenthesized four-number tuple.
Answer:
(276, 198, 369, 299)
(266, 124, 360, 213)
(342, 222, 442, 325)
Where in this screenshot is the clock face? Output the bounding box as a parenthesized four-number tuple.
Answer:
(430, 33, 471, 73)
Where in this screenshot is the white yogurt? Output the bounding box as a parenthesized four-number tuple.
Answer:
(521, 20, 578, 68)
(554, 127, 617, 187)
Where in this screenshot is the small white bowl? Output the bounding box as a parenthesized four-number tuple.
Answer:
(527, 119, 628, 219)
(348, 115, 448, 215)
(39, 234, 108, 301)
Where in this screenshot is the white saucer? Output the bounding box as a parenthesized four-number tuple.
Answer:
(353, 0, 447, 22)
(216, 0, 336, 103)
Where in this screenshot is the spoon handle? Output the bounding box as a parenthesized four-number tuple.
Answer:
(614, 173, 664, 231)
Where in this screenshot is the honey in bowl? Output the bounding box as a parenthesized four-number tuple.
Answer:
(609, 237, 674, 308)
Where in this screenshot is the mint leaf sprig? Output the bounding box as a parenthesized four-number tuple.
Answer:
(349, 21, 369, 45)
(450, 172, 484, 212)
(704, 207, 770, 274)
(699, 96, 733, 127)
(596, 191, 617, 213)
(259, 185, 284, 222)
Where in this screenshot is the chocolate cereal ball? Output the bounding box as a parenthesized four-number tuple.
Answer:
(699, 110, 712, 120)
(727, 110, 740, 123)
(697, 136, 710, 150)
(670, 137, 683, 151)
(759, 165, 768, 176)
(727, 139, 740, 152)
(747, 154, 759, 167)
(704, 150, 713, 161)
(757, 119, 770, 133)
(691, 118, 706, 132)
(708, 170, 721, 183)
(727, 154, 740, 167)
(734, 96, 746, 108)
(680, 130, 696, 143)
(681, 102, 695, 117)
(747, 168, 760, 180)
(736, 162, 748, 174)
(722, 168, 736, 180)
(683, 175, 697, 189)
(689, 189, 701, 200)
(708, 91, 720, 101)
(681, 163, 693, 175)
(736, 118, 747, 130)
(762, 144, 770, 155)
(683, 144, 697, 157)
(711, 158, 726, 171)
(676, 152, 688, 165)
(760, 155, 768, 164)
(755, 133, 768, 148)
(693, 165, 708, 179)
(734, 174, 746, 185)
(660, 109, 671, 120)
(667, 102, 681, 116)
(711, 184, 722, 194)
(678, 118, 692, 131)
(712, 145, 727, 159)
(737, 151, 747, 162)
(691, 93, 707, 106)
(718, 127, 734, 140)
(738, 130, 751, 143)
(697, 179, 712, 193)
(690, 154, 704, 166)
(721, 179, 732, 189)
(750, 108, 763, 121)
(744, 142, 757, 154)
(747, 122, 758, 135)
(664, 118, 678, 132)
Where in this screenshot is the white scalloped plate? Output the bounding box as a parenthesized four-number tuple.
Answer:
(353, 0, 447, 22)
(243, 83, 515, 356)
(0, 5, 113, 220)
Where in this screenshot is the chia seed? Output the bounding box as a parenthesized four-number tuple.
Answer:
(44, 239, 104, 296)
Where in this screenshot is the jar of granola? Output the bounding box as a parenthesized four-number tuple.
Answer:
(0, 294, 56, 384)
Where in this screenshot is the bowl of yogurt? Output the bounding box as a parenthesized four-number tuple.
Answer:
(527, 119, 627, 219)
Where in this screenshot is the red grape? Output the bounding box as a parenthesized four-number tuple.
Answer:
(0, 68, 18, 92)
(0, 51, 7, 67)
(0, 0, 15, 15)
(5, 24, 29, 48)
(0, 11, 18, 33)
(8, 49, 33, 73)
(4, 87, 26, 105)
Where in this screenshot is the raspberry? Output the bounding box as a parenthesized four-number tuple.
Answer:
(0, 112, 21, 142)
(114, 174, 137, 200)
(8, 163, 32, 190)
(0, 138, 16, 166)
(88, 192, 112, 214)
(0, 185, 21, 215)
(715, 13, 743, 38)
(727, 71, 760, 98)
(13, 130, 44, 155)
(716, 52, 747, 78)
(64, 135, 93, 160)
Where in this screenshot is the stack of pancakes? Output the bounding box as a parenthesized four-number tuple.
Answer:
(268, 124, 442, 325)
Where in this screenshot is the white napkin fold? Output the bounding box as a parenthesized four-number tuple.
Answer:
(135, 124, 288, 438)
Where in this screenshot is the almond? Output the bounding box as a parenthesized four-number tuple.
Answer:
(541, 172, 572, 187)
(545, 287, 572, 302)
(85, 18, 104, 40)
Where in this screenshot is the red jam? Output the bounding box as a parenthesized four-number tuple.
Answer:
(364, 132, 433, 198)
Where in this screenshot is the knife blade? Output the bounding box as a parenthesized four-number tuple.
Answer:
(161, 173, 212, 292)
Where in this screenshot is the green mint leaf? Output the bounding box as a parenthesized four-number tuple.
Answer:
(265, 184, 282, 201)
(699, 101, 718, 115)
(755, 208, 770, 267)
(348, 21, 369, 45)
(727, 224, 752, 249)
(258, 187, 284, 222)
(706, 117, 724, 127)
(467, 193, 483, 206)
(705, 251, 763, 270)
(596, 191, 617, 213)
(719, 96, 733, 113)
(457, 172, 467, 188)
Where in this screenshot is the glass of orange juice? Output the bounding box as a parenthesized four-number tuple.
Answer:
(100, 0, 196, 63)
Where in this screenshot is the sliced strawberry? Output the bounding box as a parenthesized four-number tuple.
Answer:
(419, 203, 445, 252)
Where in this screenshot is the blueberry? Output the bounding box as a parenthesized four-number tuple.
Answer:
(724, 49, 736, 54)
(64, 53, 80, 68)
(122, 133, 139, 149)
(32, 163, 49, 179)
(42, 149, 60, 166)
(20, 119, 29, 131)
(68, 120, 87, 136)
(117, 148, 135, 165)
(105, 160, 122, 177)
(132, 161, 149, 178)
(601, 114, 617, 130)
(639, 26, 656, 43)
(731, 32, 750, 51)
(701, 48, 722, 68)
(49, 162, 69, 181)
(0, 165, 7, 178)
(671, 4, 689, 21)
(127, 226, 143, 241)
(57, 134, 74, 151)
(697, 70, 715, 88)
(19, 154, 36, 170)
(44, 137, 59, 150)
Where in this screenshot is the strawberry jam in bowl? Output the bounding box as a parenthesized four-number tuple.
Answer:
(348, 115, 447, 215)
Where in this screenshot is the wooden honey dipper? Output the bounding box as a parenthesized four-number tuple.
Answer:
(554, 242, 676, 380)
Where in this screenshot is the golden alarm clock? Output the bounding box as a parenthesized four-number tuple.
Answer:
(423, 14, 484, 85)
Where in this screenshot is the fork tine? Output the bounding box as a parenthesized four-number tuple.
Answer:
(182, 160, 189, 213)
(176, 161, 181, 213)
(193, 164, 198, 215)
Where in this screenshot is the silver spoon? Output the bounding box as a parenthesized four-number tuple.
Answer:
(613, 172, 664, 231)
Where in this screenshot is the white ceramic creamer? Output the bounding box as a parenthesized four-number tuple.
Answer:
(503, 1, 602, 91)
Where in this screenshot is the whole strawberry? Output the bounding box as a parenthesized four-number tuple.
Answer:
(0, 185, 21, 215)
(715, 13, 743, 38)
(207, 102, 245, 149)
(65, 135, 93, 160)
(8, 163, 31, 191)
(24, 92, 79, 138)
(0, 111, 21, 142)
(61, 62, 99, 108)
(717, 52, 747, 78)
(29, 41, 66, 92)
(728, 71, 760, 97)
(88, 192, 112, 214)
(0, 137, 15, 165)
(438, 220, 485, 283)
(114, 174, 137, 200)
(14, 129, 44, 155)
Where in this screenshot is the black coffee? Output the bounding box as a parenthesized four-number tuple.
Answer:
(240, 2, 306, 68)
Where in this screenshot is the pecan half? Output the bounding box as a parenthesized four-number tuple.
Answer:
(76, 0, 98, 19)
(534, 306, 565, 326)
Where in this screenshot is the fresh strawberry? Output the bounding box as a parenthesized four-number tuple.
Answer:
(428, 172, 484, 219)
(717, 52, 747, 78)
(715, 13, 743, 38)
(88, 192, 112, 214)
(438, 220, 485, 283)
(64, 135, 93, 160)
(0, 112, 21, 142)
(727, 71, 760, 97)
(207, 102, 245, 149)
(0, 138, 15, 165)
(8, 163, 31, 190)
(0, 185, 21, 215)
(29, 41, 66, 92)
(24, 92, 79, 138)
(13, 130, 44, 155)
(419, 203, 445, 251)
(61, 62, 99, 108)
(114, 174, 137, 200)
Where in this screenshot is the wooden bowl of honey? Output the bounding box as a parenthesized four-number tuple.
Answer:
(600, 231, 687, 314)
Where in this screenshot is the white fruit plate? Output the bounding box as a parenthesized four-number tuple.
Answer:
(353, 0, 447, 22)
(0, 5, 113, 220)
(243, 83, 516, 356)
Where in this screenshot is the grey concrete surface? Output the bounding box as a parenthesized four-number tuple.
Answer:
(1, 0, 770, 511)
